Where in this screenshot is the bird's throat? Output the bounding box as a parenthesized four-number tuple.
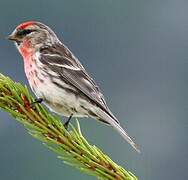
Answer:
(18, 40, 33, 61)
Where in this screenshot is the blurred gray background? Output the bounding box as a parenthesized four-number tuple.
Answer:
(0, 0, 188, 179)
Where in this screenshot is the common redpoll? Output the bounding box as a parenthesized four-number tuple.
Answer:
(8, 21, 140, 152)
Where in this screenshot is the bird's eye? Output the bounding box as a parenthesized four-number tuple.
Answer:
(16, 29, 34, 37)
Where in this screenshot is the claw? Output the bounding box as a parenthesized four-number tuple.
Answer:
(63, 114, 73, 129)
(30, 98, 43, 109)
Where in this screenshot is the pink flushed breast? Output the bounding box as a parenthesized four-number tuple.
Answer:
(19, 43, 41, 91)
(24, 58, 42, 91)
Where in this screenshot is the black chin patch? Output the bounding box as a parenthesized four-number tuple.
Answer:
(15, 40, 21, 46)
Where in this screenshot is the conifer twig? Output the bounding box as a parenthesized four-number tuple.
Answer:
(0, 73, 138, 180)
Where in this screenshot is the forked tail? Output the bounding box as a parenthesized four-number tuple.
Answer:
(97, 109, 140, 153)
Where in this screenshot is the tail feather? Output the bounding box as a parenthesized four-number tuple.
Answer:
(97, 109, 140, 153)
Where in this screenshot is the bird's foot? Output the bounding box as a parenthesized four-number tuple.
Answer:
(30, 98, 43, 109)
(63, 114, 73, 130)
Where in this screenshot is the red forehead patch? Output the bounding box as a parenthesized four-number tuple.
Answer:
(16, 21, 35, 30)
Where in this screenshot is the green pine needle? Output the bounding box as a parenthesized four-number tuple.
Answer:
(0, 73, 138, 180)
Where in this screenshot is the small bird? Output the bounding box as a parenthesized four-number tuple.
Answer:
(8, 21, 140, 152)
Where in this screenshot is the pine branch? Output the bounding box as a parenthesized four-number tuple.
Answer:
(0, 73, 138, 180)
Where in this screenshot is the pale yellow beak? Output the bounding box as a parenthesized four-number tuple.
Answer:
(7, 34, 17, 41)
(7, 31, 22, 45)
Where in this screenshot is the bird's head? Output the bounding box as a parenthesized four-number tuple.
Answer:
(8, 21, 60, 51)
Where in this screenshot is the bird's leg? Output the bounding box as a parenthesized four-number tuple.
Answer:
(33, 98, 43, 104)
(30, 98, 43, 109)
(63, 114, 73, 129)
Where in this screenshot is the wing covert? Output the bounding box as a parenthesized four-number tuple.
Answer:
(39, 45, 119, 123)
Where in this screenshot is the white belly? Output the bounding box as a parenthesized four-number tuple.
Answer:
(31, 74, 98, 118)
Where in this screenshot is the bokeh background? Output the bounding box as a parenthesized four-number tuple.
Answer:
(0, 0, 188, 179)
